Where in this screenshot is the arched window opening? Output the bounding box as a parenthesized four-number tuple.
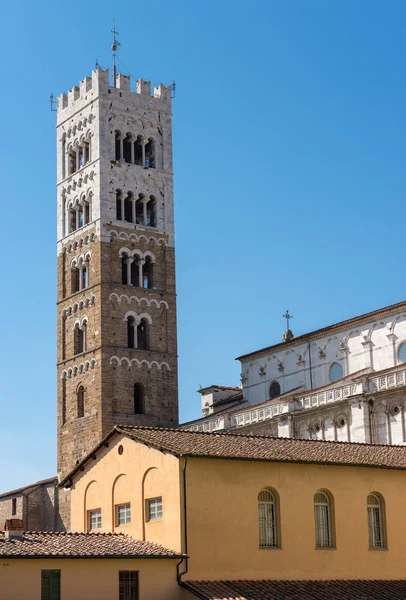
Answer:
(136, 196, 144, 225)
(134, 135, 143, 166)
(258, 489, 278, 548)
(143, 257, 153, 289)
(78, 206, 84, 228)
(314, 491, 334, 548)
(69, 208, 76, 233)
(131, 259, 140, 287)
(62, 378, 67, 425)
(74, 322, 87, 355)
(77, 385, 85, 418)
(127, 316, 136, 349)
(84, 201, 91, 225)
(116, 190, 122, 220)
(78, 146, 84, 168)
(269, 381, 281, 399)
(367, 493, 386, 548)
(137, 319, 148, 350)
(82, 264, 89, 289)
(122, 255, 129, 285)
(123, 133, 132, 163)
(62, 137, 66, 179)
(115, 131, 121, 161)
(146, 197, 156, 227)
(134, 383, 144, 414)
(145, 138, 155, 168)
(72, 268, 80, 294)
(124, 194, 133, 223)
(68, 149, 77, 175)
(84, 141, 90, 164)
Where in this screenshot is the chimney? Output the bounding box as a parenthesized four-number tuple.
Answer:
(4, 519, 24, 540)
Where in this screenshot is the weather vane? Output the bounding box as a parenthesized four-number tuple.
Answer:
(111, 18, 121, 88)
(282, 310, 293, 330)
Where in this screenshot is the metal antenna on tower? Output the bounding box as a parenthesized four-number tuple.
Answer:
(111, 19, 120, 88)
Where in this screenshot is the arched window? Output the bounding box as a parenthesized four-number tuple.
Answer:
(77, 385, 85, 418)
(134, 135, 143, 166)
(134, 383, 144, 414)
(314, 491, 334, 548)
(143, 257, 153, 289)
(61, 378, 67, 425)
(269, 381, 281, 399)
(367, 493, 386, 548)
(329, 362, 343, 382)
(122, 254, 130, 285)
(136, 195, 144, 224)
(124, 193, 133, 223)
(74, 322, 87, 355)
(127, 316, 136, 349)
(115, 131, 121, 161)
(123, 133, 132, 163)
(145, 137, 155, 168)
(72, 267, 80, 293)
(116, 190, 123, 220)
(137, 319, 148, 350)
(258, 489, 279, 548)
(146, 196, 156, 227)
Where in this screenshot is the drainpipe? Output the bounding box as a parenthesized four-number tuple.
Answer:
(177, 457, 189, 587)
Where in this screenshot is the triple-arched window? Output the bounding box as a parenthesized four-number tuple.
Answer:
(367, 493, 386, 548)
(314, 490, 334, 548)
(115, 190, 157, 227)
(115, 131, 156, 168)
(258, 489, 279, 548)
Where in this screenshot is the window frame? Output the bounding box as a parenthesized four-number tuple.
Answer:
(257, 488, 281, 549)
(11, 497, 17, 516)
(314, 490, 335, 549)
(146, 497, 163, 522)
(367, 492, 387, 550)
(119, 570, 139, 600)
(116, 503, 131, 526)
(41, 569, 61, 600)
(88, 508, 102, 531)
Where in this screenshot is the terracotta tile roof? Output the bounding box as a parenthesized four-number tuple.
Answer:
(0, 531, 183, 558)
(61, 425, 406, 487)
(184, 579, 406, 599)
(0, 476, 58, 499)
(236, 298, 406, 360)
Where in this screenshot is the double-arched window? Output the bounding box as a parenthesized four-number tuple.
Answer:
(367, 493, 386, 548)
(121, 251, 155, 289)
(127, 314, 151, 351)
(314, 490, 334, 548)
(258, 489, 279, 548)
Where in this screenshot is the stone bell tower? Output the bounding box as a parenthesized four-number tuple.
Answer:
(56, 67, 178, 481)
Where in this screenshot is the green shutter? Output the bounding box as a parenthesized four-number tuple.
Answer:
(41, 570, 61, 600)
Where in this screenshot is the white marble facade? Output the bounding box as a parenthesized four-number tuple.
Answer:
(183, 301, 406, 445)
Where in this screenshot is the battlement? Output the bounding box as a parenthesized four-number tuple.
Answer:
(57, 68, 172, 115)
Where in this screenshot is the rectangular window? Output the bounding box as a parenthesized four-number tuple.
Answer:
(117, 503, 131, 526)
(119, 571, 139, 600)
(41, 570, 61, 600)
(11, 498, 17, 516)
(88, 508, 102, 531)
(147, 497, 162, 521)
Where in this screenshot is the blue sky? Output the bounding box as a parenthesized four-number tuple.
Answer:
(1, 0, 405, 490)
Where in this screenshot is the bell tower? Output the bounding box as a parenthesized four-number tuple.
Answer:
(56, 67, 178, 480)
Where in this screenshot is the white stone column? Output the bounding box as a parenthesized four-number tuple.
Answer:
(76, 148, 80, 171)
(121, 197, 125, 221)
(132, 199, 136, 223)
(75, 208, 80, 230)
(81, 324, 87, 353)
(142, 142, 146, 167)
(126, 258, 133, 286)
(130, 140, 135, 164)
(138, 259, 145, 288)
(143, 200, 148, 225)
(79, 265, 83, 290)
(119, 136, 124, 162)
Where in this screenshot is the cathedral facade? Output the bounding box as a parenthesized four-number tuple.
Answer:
(184, 300, 406, 446)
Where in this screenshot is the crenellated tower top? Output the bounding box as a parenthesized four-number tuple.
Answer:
(57, 68, 172, 123)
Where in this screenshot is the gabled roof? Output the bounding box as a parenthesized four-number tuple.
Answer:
(0, 531, 183, 559)
(0, 477, 58, 499)
(236, 299, 406, 361)
(184, 579, 406, 600)
(60, 425, 406, 487)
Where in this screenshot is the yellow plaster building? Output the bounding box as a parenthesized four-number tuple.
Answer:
(4, 426, 406, 599)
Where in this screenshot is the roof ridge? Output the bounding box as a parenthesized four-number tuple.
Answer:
(117, 424, 406, 449)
